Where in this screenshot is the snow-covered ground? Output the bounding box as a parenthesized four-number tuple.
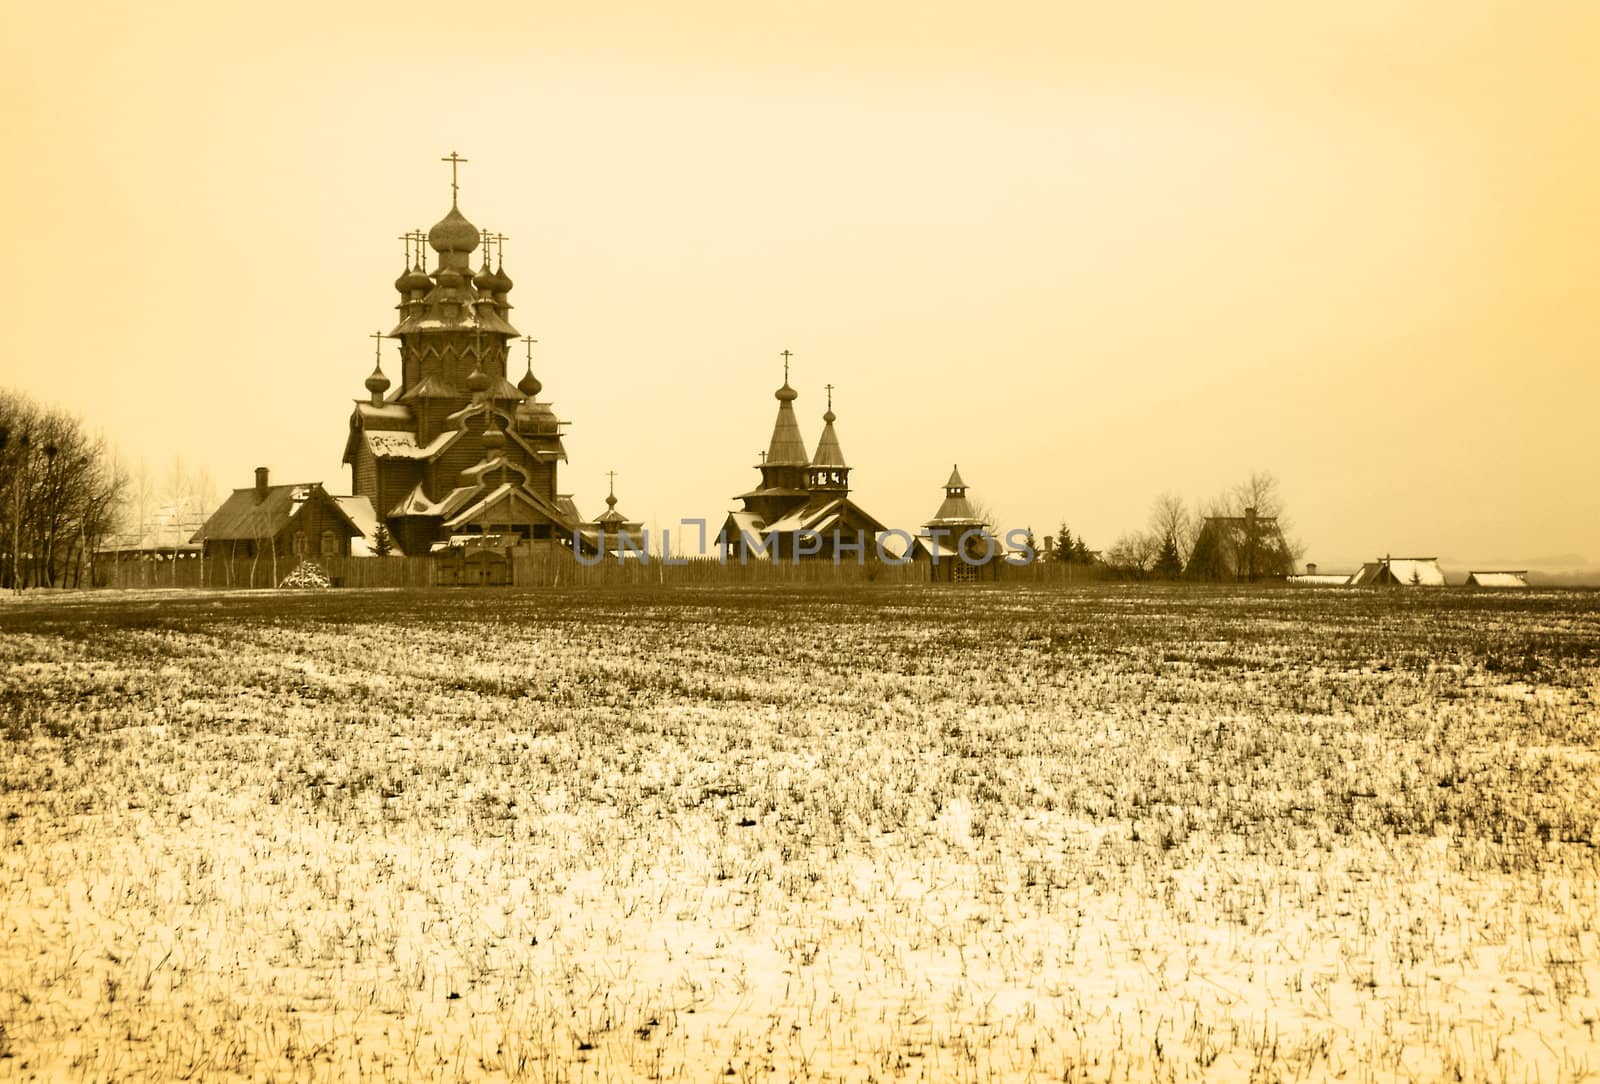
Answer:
(1, 586, 1598, 1081)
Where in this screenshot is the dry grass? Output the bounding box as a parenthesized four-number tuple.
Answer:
(1, 585, 1598, 1082)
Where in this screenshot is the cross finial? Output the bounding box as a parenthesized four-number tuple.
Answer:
(478, 226, 492, 266)
(824, 383, 834, 411)
(521, 335, 538, 366)
(492, 232, 508, 267)
(759, 450, 768, 464)
(607, 470, 617, 497)
(779, 348, 793, 383)
(398, 232, 412, 267)
(370, 330, 384, 365)
(441, 150, 467, 203)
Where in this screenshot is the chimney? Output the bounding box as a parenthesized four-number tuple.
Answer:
(255, 467, 269, 503)
(1306, 562, 1318, 576)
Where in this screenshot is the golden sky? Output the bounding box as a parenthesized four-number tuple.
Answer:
(2, 1, 1596, 566)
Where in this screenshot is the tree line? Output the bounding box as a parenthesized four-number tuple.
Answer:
(0, 389, 126, 589)
(1100, 471, 1301, 580)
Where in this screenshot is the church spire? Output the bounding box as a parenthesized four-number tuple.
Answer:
(762, 349, 808, 469)
(809, 383, 849, 493)
(929, 464, 980, 524)
(811, 383, 846, 468)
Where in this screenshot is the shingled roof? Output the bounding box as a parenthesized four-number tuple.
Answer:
(191, 483, 363, 543)
(764, 384, 809, 466)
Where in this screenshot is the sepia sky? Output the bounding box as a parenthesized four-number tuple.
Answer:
(2, 1, 1596, 567)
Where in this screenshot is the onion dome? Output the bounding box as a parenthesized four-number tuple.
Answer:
(516, 397, 558, 434)
(364, 365, 391, 397)
(605, 491, 618, 511)
(481, 418, 507, 454)
(427, 203, 480, 255)
(491, 263, 513, 294)
(775, 382, 798, 402)
(473, 260, 497, 293)
(517, 366, 542, 397)
(398, 264, 432, 295)
(466, 363, 490, 395)
(435, 266, 465, 290)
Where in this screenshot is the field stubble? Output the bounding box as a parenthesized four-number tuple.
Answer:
(1, 585, 1598, 1082)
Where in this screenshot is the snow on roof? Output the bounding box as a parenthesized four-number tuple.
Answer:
(356, 401, 413, 423)
(1388, 558, 1445, 586)
(1288, 573, 1354, 586)
(765, 498, 842, 535)
(717, 511, 769, 555)
(459, 455, 532, 485)
(101, 497, 209, 553)
(392, 481, 445, 517)
(364, 430, 454, 459)
(1353, 557, 1446, 586)
(335, 496, 402, 557)
(439, 483, 578, 532)
(1467, 570, 1529, 588)
(429, 533, 517, 553)
(194, 483, 358, 542)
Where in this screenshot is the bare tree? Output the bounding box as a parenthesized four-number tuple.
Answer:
(1105, 531, 1159, 576)
(1229, 471, 1303, 565)
(0, 389, 126, 589)
(1149, 493, 1192, 565)
(1231, 471, 1285, 519)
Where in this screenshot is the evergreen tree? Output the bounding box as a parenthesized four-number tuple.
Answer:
(372, 522, 393, 557)
(1153, 533, 1183, 578)
(1054, 523, 1074, 562)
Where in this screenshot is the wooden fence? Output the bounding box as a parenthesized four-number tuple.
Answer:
(94, 551, 1111, 590)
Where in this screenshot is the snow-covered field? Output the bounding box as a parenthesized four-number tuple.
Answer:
(2, 586, 1598, 1082)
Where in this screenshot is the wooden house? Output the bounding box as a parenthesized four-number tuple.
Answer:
(190, 469, 364, 564)
(1185, 508, 1296, 581)
(1350, 556, 1446, 586)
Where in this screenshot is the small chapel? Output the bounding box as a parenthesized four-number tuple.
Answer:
(717, 356, 890, 561)
(340, 155, 582, 556)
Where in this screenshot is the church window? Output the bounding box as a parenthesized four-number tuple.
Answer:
(321, 530, 339, 557)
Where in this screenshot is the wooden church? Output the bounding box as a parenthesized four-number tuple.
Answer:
(340, 158, 582, 557)
(717, 358, 889, 561)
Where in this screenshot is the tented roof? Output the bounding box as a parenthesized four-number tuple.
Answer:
(765, 395, 810, 466)
(811, 417, 847, 468)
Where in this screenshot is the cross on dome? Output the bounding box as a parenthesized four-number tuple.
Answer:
(441, 150, 467, 203)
